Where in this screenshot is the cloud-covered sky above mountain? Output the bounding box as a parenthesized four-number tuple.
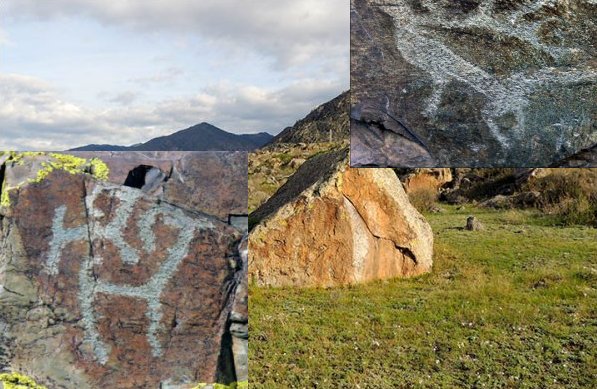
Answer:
(0, 0, 349, 149)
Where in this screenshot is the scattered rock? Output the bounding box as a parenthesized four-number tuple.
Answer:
(430, 206, 443, 213)
(289, 157, 306, 169)
(249, 148, 433, 287)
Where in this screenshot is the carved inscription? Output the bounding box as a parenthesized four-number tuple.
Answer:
(45, 185, 214, 364)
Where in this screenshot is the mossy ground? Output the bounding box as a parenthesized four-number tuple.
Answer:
(249, 205, 597, 388)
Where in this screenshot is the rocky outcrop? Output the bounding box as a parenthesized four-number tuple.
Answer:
(396, 168, 453, 194)
(249, 149, 433, 287)
(351, 0, 597, 167)
(267, 91, 350, 146)
(68, 151, 248, 224)
(0, 153, 247, 388)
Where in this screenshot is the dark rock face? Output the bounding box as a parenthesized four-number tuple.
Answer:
(0, 154, 247, 388)
(351, 0, 597, 167)
(551, 143, 597, 167)
(68, 151, 248, 224)
(267, 91, 350, 146)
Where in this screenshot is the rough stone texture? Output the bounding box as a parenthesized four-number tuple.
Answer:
(249, 148, 433, 287)
(68, 151, 248, 222)
(0, 155, 246, 388)
(351, 0, 597, 167)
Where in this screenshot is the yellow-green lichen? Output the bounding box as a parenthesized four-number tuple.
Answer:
(0, 372, 47, 389)
(0, 152, 110, 208)
(193, 381, 248, 389)
(89, 157, 110, 181)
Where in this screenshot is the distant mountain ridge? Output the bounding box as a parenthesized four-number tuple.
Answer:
(265, 91, 349, 147)
(71, 122, 273, 151)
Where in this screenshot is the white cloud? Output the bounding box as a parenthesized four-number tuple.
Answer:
(5, 0, 349, 70)
(104, 91, 140, 105)
(0, 26, 12, 47)
(0, 73, 345, 150)
(129, 67, 185, 85)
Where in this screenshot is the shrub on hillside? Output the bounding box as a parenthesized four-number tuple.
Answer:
(524, 169, 597, 226)
(408, 186, 438, 213)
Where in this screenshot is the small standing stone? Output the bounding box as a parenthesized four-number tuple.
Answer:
(466, 216, 483, 231)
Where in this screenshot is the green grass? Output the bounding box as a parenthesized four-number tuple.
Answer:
(249, 206, 597, 388)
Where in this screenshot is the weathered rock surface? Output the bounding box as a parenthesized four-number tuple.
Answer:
(249, 148, 433, 287)
(68, 151, 248, 223)
(248, 142, 346, 213)
(351, 0, 597, 167)
(0, 154, 246, 388)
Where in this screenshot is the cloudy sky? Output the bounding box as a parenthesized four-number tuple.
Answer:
(0, 1, 349, 150)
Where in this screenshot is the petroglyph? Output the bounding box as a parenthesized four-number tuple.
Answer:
(369, 0, 597, 149)
(352, 0, 597, 166)
(45, 184, 215, 364)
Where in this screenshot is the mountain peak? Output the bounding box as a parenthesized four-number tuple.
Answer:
(71, 123, 273, 151)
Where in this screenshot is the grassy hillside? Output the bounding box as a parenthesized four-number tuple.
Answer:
(249, 206, 597, 388)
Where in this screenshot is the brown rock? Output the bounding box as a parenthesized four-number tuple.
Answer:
(397, 168, 453, 194)
(249, 148, 433, 287)
(0, 154, 245, 388)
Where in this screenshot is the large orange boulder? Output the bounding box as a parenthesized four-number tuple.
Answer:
(249, 149, 433, 287)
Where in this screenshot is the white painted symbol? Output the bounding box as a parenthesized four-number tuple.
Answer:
(45, 185, 214, 364)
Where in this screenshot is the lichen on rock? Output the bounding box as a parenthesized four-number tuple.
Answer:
(0, 372, 47, 389)
(0, 151, 110, 207)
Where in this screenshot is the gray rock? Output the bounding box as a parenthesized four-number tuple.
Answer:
(351, 0, 597, 167)
(466, 216, 484, 231)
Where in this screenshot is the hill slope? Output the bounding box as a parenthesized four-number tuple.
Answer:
(266, 91, 349, 146)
